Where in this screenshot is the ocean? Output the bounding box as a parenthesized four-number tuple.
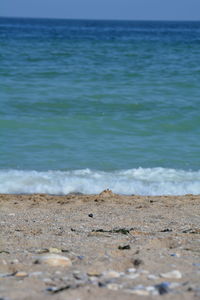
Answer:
(1, 17, 200, 195)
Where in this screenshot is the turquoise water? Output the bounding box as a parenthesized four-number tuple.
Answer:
(1, 18, 200, 194)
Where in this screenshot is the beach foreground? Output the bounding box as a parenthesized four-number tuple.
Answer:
(0, 191, 199, 299)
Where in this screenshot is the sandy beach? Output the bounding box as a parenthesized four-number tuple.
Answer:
(0, 190, 200, 299)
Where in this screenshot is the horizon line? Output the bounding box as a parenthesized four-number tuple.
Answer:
(0, 15, 200, 23)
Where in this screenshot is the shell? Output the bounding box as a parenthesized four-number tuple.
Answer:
(160, 270, 182, 279)
(35, 254, 72, 267)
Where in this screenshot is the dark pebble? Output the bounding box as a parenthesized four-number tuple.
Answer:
(133, 258, 143, 267)
(155, 282, 170, 295)
(77, 255, 84, 260)
(61, 249, 69, 253)
(98, 282, 107, 287)
(88, 213, 93, 218)
(118, 245, 131, 250)
(161, 228, 172, 232)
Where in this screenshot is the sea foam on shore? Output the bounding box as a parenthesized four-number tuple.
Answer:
(1, 167, 200, 195)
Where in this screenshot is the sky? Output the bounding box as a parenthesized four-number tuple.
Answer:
(0, 0, 200, 21)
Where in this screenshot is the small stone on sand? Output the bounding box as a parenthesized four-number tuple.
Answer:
(34, 254, 72, 267)
(160, 270, 182, 279)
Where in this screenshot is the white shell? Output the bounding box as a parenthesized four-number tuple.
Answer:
(160, 270, 182, 279)
(35, 254, 72, 267)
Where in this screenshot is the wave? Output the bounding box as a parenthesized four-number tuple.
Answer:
(1, 168, 200, 195)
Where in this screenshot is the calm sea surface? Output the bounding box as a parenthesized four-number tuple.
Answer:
(1, 17, 200, 195)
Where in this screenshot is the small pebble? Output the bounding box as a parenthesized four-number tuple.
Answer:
(118, 245, 131, 250)
(155, 282, 170, 295)
(34, 247, 62, 254)
(48, 247, 62, 253)
(133, 258, 144, 267)
(29, 271, 43, 277)
(98, 282, 107, 287)
(160, 270, 182, 279)
(170, 253, 180, 257)
(107, 283, 121, 291)
(103, 270, 121, 279)
(61, 249, 69, 253)
(73, 271, 87, 281)
(34, 248, 49, 254)
(87, 271, 101, 277)
(0, 272, 17, 278)
(148, 274, 159, 280)
(43, 278, 54, 284)
(34, 254, 72, 267)
(130, 289, 149, 296)
(89, 276, 98, 283)
(15, 271, 28, 278)
(125, 273, 139, 279)
(88, 213, 93, 218)
(138, 269, 149, 274)
(146, 285, 157, 293)
(0, 250, 9, 254)
(170, 282, 180, 288)
(161, 228, 172, 232)
(46, 286, 58, 292)
(10, 259, 19, 264)
(127, 268, 136, 273)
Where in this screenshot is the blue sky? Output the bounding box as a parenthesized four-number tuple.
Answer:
(0, 0, 200, 21)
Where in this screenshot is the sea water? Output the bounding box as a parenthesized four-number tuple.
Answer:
(1, 17, 200, 195)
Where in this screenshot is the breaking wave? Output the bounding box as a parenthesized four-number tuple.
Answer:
(1, 167, 200, 195)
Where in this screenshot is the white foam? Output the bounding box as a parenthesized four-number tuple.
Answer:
(0, 167, 200, 195)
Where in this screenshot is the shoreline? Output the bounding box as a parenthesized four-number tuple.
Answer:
(0, 191, 200, 299)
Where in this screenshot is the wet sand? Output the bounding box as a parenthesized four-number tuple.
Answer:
(0, 190, 200, 299)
